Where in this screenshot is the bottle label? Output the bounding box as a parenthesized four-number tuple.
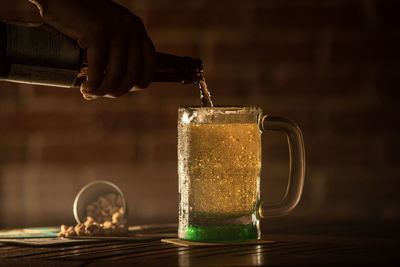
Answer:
(5, 64, 78, 88)
(5, 24, 80, 69)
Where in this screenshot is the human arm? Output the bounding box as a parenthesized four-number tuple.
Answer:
(2, 0, 156, 99)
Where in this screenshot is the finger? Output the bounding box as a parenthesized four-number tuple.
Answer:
(82, 92, 99, 100)
(135, 32, 156, 89)
(128, 86, 144, 92)
(103, 94, 117, 98)
(80, 81, 100, 100)
(82, 94, 97, 101)
(85, 42, 108, 92)
(80, 80, 91, 94)
(94, 39, 127, 96)
(108, 37, 142, 97)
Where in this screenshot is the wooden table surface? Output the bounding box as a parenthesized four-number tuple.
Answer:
(0, 219, 398, 266)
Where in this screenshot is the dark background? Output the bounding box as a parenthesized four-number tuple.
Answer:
(0, 0, 399, 228)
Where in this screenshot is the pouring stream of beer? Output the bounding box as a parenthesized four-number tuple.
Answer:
(199, 78, 213, 107)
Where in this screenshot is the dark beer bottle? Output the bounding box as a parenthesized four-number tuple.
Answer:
(0, 22, 203, 88)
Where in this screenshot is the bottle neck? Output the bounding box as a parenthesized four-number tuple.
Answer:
(79, 51, 203, 85)
(153, 52, 203, 84)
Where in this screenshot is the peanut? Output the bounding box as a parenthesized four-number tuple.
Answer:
(59, 192, 127, 237)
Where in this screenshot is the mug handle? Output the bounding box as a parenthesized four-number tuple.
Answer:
(258, 115, 306, 217)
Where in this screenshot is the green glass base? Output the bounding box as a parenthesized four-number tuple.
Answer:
(184, 224, 259, 243)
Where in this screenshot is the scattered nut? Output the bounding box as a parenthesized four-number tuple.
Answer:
(58, 193, 127, 238)
(74, 223, 86, 236)
(64, 226, 76, 237)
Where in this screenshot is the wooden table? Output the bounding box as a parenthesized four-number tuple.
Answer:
(1, 219, 398, 266)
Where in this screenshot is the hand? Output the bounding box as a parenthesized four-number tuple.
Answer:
(30, 0, 155, 100)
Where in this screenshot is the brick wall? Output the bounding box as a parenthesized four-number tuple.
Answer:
(1, 0, 399, 227)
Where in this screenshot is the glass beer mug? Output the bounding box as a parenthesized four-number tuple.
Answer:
(178, 106, 305, 242)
